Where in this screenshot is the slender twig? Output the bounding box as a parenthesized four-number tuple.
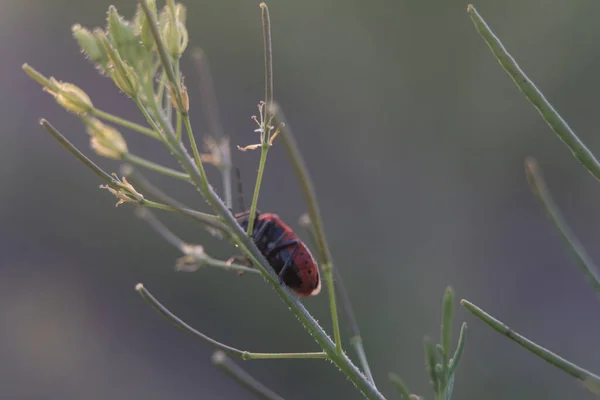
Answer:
(136, 284, 328, 360)
(123, 152, 190, 181)
(122, 166, 230, 237)
(136, 208, 258, 275)
(139, 0, 185, 113)
(246, 3, 274, 236)
(388, 373, 412, 399)
(90, 108, 160, 139)
(191, 48, 233, 209)
(467, 4, 600, 181)
(461, 299, 600, 393)
(448, 322, 467, 376)
(135, 208, 186, 248)
(212, 351, 285, 400)
(270, 104, 344, 355)
(441, 287, 454, 374)
(41, 119, 115, 184)
(525, 158, 600, 301)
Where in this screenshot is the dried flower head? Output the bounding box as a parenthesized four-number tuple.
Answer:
(100, 174, 143, 207)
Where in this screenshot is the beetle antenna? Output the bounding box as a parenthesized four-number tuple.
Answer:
(234, 166, 246, 212)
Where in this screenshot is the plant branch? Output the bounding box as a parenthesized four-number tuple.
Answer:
(136, 284, 328, 360)
(212, 351, 285, 400)
(270, 104, 344, 355)
(40, 119, 115, 184)
(136, 208, 258, 275)
(123, 152, 190, 181)
(90, 108, 160, 139)
(246, 3, 274, 236)
(525, 157, 600, 301)
(461, 299, 600, 394)
(467, 4, 600, 181)
(448, 322, 467, 377)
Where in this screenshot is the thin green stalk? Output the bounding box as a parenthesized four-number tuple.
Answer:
(351, 336, 374, 384)
(246, 145, 269, 235)
(183, 115, 203, 170)
(123, 152, 190, 181)
(270, 104, 344, 354)
(122, 166, 230, 238)
(40, 119, 115, 184)
(448, 322, 467, 377)
(139, 0, 185, 113)
(525, 158, 600, 301)
(135, 208, 256, 274)
(90, 108, 159, 139)
(136, 284, 328, 360)
(175, 110, 182, 142)
(245, 3, 274, 236)
(467, 4, 600, 181)
(212, 351, 285, 400)
(388, 373, 412, 399)
(461, 299, 600, 394)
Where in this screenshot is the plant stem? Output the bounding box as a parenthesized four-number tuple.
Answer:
(246, 145, 269, 235)
(388, 373, 412, 399)
(123, 152, 190, 181)
(40, 119, 115, 184)
(525, 157, 600, 301)
(212, 351, 285, 400)
(91, 108, 159, 139)
(136, 3, 383, 397)
(183, 115, 203, 170)
(137, 284, 328, 360)
(448, 322, 467, 376)
(176, 110, 182, 142)
(467, 4, 600, 181)
(461, 299, 600, 393)
(270, 104, 344, 354)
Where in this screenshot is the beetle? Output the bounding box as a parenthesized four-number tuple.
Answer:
(234, 210, 321, 296)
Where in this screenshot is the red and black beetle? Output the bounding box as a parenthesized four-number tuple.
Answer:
(234, 210, 321, 297)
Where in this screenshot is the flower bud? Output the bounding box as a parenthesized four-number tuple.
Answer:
(161, 1, 188, 58)
(85, 118, 128, 159)
(72, 24, 109, 70)
(134, 0, 157, 49)
(46, 78, 94, 114)
(98, 32, 140, 97)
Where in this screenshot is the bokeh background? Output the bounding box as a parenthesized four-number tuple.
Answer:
(3, 0, 600, 399)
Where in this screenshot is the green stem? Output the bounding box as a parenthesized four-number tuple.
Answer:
(525, 158, 600, 300)
(448, 322, 467, 377)
(212, 351, 285, 400)
(246, 145, 269, 236)
(467, 4, 600, 181)
(184, 115, 203, 170)
(123, 152, 189, 181)
(40, 119, 115, 184)
(270, 104, 343, 353)
(388, 373, 412, 399)
(461, 299, 600, 393)
(136, 284, 328, 360)
(176, 110, 182, 142)
(351, 336, 374, 384)
(90, 108, 159, 139)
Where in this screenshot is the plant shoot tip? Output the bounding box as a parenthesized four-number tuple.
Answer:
(135, 283, 144, 291)
(467, 4, 474, 12)
(460, 299, 467, 305)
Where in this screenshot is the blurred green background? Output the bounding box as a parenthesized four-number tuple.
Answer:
(3, 0, 600, 399)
